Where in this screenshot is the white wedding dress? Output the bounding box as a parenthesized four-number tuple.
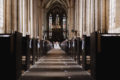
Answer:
(54, 42, 61, 49)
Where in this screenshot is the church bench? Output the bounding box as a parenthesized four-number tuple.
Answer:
(39, 40, 44, 56)
(67, 40, 71, 55)
(0, 32, 22, 80)
(38, 40, 52, 56)
(70, 40, 74, 57)
(90, 32, 120, 80)
(73, 38, 77, 61)
(76, 37, 82, 65)
(22, 35, 30, 71)
(34, 39, 39, 61)
(70, 38, 82, 64)
(60, 40, 69, 54)
(44, 40, 53, 54)
(30, 38, 37, 65)
(82, 35, 91, 70)
(61, 38, 82, 65)
(40, 40, 47, 55)
(29, 38, 41, 65)
(64, 39, 77, 60)
(36, 40, 40, 60)
(46, 40, 53, 51)
(62, 40, 74, 57)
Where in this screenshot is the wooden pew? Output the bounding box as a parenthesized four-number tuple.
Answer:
(60, 40, 69, 54)
(70, 40, 74, 57)
(46, 40, 53, 51)
(44, 40, 48, 55)
(67, 40, 71, 55)
(43, 40, 52, 54)
(68, 39, 76, 59)
(76, 37, 82, 65)
(39, 40, 52, 56)
(90, 32, 120, 80)
(29, 39, 33, 66)
(14, 32, 22, 80)
(35, 39, 39, 61)
(73, 39, 77, 61)
(22, 35, 30, 71)
(60, 38, 82, 65)
(37, 40, 40, 59)
(0, 32, 22, 80)
(82, 35, 91, 70)
(29, 39, 41, 65)
(31, 38, 36, 65)
(39, 40, 44, 56)
(61, 40, 73, 55)
(61, 38, 82, 65)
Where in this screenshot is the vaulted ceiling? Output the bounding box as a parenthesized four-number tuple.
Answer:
(41, 0, 70, 16)
(41, 0, 70, 9)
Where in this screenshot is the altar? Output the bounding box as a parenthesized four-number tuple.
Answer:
(47, 14, 67, 42)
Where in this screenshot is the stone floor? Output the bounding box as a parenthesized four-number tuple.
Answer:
(21, 49, 93, 80)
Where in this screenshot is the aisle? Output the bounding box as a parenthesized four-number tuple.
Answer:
(21, 49, 92, 80)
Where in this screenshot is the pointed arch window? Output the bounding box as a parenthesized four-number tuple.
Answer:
(63, 14, 66, 30)
(49, 14, 52, 31)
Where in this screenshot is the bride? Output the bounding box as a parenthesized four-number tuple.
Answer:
(54, 42, 61, 49)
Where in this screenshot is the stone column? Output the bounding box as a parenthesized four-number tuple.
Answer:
(30, 0, 33, 38)
(82, 0, 86, 35)
(28, 0, 30, 35)
(67, 7, 71, 39)
(70, 0, 74, 38)
(36, 0, 39, 38)
(33, 0, 38, 38)
(6, 0, 12, 33)
(86, 0, 91, 36)
(105, 0, 110, 33)
(19, 0, 23, 33)
(25, 0, 28, 35)
(94, 0, 99, 32)
(18, 0, 22, 33)
(76, 0, 79, 36)
(74, 0, 77, 31)
(99, 0, 106, 33)
(90, 0, 95, 33)
(41, 8, 44, 40)
(22, 0, 28, 36)
(3, 0, 6, 33)
(79, 0, 83, 38)
(11, 0, 17, 32)
(39, 0, 42, 39)
(33, 0, 36, 38)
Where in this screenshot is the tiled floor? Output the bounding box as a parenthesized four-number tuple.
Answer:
(21, 49, 93, 80)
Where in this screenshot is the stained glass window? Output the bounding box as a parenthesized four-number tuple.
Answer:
(49, 14, 52, 30)
(63, 15, 66, 30)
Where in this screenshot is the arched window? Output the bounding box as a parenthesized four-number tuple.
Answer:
(49, 14, 52, 38)
(0, 0, 4, 33)
(63, 14, 66, 30)
(49, 14, 52, 30)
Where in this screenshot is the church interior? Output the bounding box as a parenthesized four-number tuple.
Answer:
(0, 0, 120, 80)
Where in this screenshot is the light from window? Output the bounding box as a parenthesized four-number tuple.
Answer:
(49, 14, 52, 30)
(63, 15, 66, 30)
